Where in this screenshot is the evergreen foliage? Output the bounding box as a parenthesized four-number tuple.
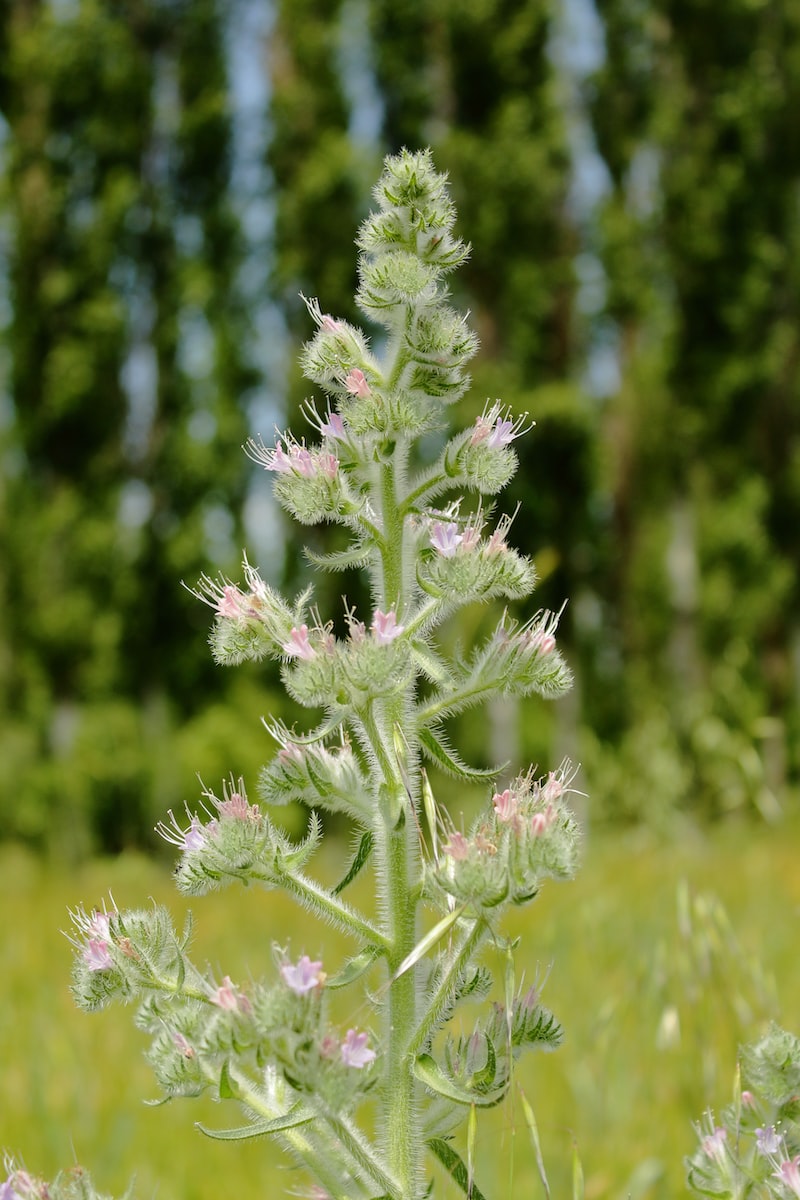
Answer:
(0, 0, 797, 850)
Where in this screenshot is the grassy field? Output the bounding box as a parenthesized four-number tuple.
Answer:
(2, 816, 799, 1199)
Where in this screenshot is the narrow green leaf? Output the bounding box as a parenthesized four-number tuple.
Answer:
(196, 1106, 313, 1141)
(391, 906, 466, 984)
(333, 830, 374, 895)
(519, 1084, 550, 1200)
(218, 1059, 240, 1099)
(421, 768, 438, 862)
(572, 1138, 585, 1200)
(413, 1054, 506, 1109)
(304, 542, 373, 570)
(418, 727, 504, 781)
(409, 642, 453, 686)
(327, 944, 382, 989)
(471, 1036, 497, 1093)
(427, 1138, 488, 1200)
(467, 1103, 477, 1197)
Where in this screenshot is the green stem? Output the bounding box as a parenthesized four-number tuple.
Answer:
(277, 867, 391, 952)
(406, 917, 490, 1059)
(324, 1111, 404, 1200)
(230, 1071, 371, 1200)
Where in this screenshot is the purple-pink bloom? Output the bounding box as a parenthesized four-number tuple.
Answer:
(321, 411, 346, 440)
(84, 938, 114, 972)
(486, 418, 516, 449)
(264, 442, 294, 474)
(172, 1030, 195, 1058)
(701, 1127, 727, 1161)
(317, 452, 339, 480)
(492, 789, 518, 824)
(444, 831, 470, 861)
(217, 584, 248, 618)
(530, 806, 556, 838)
(756, 1126, 782, 1155)
(281, 955, 325, 994)
(344, 368, 371, 397)
(0, 1181, 20, 1200)
(155, 809, 207, 852)
(283, 624, 316, 661)
(430, 521, 463, 558)
(775, 1158, 800, 1198)
(210, 975, 250, 1013)
(341, 1028, 376, 1069)
(371, 609, 404, 645)
(294, 447, 316, 478)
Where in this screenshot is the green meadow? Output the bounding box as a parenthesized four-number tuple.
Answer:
(2, 818, 798, 1200)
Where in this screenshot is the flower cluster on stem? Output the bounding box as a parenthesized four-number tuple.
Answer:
(58, 149, 584, 1200)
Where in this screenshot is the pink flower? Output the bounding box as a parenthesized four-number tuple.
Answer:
(321, 411, 346, 439)
(486, 418, 516, 449)
(775, 1158, 800, 1198)
(317, 452, 339, 480)
(470, 403, 531, 449)
(216, 584, 247, 618)
(281, 955, 325, 994)
(172, 1030, 195, 1059)
(283, 625, 315, 661)
(294, 447, 316, 478)
(321, 314, 344, 333)
(430, 521, 463, 558)
(210, 975, 250, 1013)
(84, 938, 113, 972)
(756, 1126, 782, 1155)
(492, 789, 518, 824)
(87, 909, 114, 941)
(344, 368, 371, 397)
(340, 1029, 376, 1069)
(444, 831, 470, 861)
(530, 806, 556, 837)
(155, 810, 207, 852)
(278, 743, 305, 766)
(701, 1127, 727, 1161)
(262, 442, 293, 474)
(371, 609, 404, 644)
(216, 789, 259, 821)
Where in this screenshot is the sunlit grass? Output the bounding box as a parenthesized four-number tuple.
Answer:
(2, 817, 799, 1199)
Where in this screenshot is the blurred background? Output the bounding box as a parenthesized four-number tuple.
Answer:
(0, 0, 799, 1195)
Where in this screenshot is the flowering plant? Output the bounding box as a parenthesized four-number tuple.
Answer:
(686, 1024, 800, 1200)
(4, 151, 581, 1200)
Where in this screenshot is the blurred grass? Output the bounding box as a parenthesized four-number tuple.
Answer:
(2, 817, 799, 1199)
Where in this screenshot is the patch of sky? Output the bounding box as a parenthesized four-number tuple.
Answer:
(118, 479, 153, 531)
(549, 0, 621, 399)
(203, 502, 237, 565)
(627, 144, 661, 220)
(337, 0, 385, 152)
(121, 340, 157, 462)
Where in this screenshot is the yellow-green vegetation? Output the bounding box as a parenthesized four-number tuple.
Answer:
(2, 818, 799, 1200)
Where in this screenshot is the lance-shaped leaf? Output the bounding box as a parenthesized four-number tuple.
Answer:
(427, 1138, 488, 1200)
(418, 727, 504, 781)
(196, 1105, 314, 1140)
(327, 944, 383, 989)
(389, 906, 466, 986)
(519, 1085, 551, 1200)
(333, 830, 374, 895)
(413, 1053, 506, 1108)
(304, 542, 375, 570)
